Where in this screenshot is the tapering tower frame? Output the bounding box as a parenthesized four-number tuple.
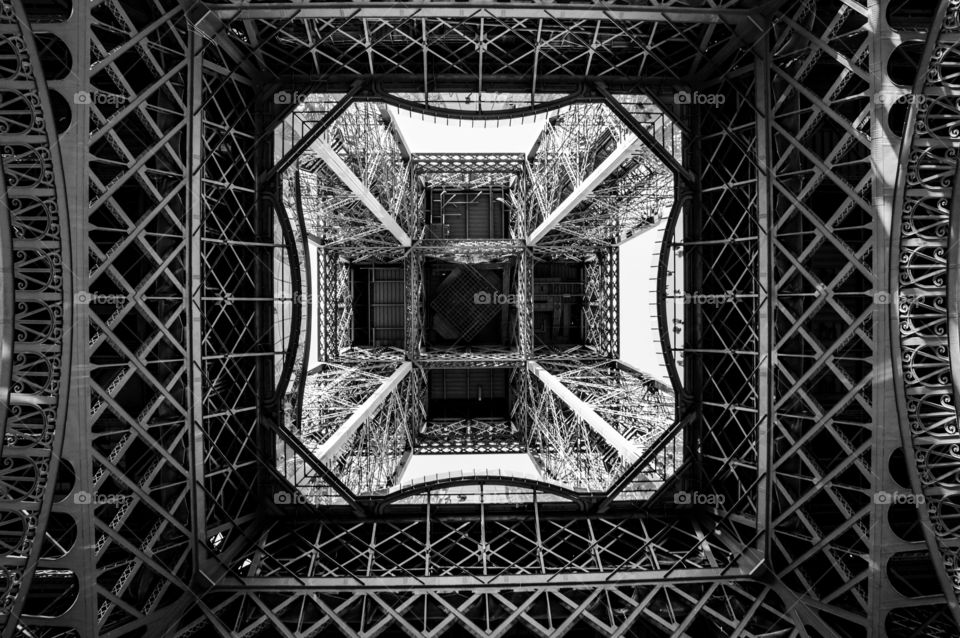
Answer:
(2, 1, 959, 637)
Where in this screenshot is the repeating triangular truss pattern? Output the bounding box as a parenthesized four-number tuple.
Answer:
(3, 1, 960, 637)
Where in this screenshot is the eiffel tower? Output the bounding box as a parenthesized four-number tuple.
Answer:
(2, 1, 959, 636)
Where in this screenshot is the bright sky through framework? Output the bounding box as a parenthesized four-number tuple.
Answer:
(388, 108, 546, 153)
(308, 108, 671, 483)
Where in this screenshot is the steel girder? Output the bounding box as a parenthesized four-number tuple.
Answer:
(412, 153, 526, 176)
(0, 1, 72, 634)
(5, 1, 960, 637)
(202, 1, 761, 93)
(415, 419, 525, 455)
(11, 2, 213, 636)
(174, 508, 775, 636)
(893, 0, 960, 634)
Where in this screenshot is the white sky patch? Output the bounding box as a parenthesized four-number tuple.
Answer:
(389, 108, 546, 153)
(618, 219, 670, 384)
(307, 240, 320, 371)
(400, 453, 542, 484)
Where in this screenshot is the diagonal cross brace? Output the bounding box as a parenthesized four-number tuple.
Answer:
(527, 361, 641, 464)
(310, 136, 412, 246)
(317, 362, 413, 463)
(527, 135, 645, 245)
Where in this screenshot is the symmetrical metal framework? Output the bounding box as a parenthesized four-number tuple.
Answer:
(3, 1, 959, 637)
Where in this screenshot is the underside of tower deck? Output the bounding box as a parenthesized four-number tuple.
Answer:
(2, 1, 960, 637)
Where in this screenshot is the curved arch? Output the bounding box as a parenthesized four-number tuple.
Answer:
(890, 0, 960, 627)
(656, 190, 688, 398)
(271, 187, 307, 418)
(370, 85, 592, 122)
(0, 0, 72, 634)
(367, 470, 590, 513)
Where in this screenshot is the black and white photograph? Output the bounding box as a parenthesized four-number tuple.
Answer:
(0, 1, 951, 636)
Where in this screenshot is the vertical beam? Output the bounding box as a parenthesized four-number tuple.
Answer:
(310, 136, 412, 246)
(870, 0, 942, 633)
(185, 24, 207, 576)
(754, 37, 773, 559)
(527, 135, 643, 245)
(0, 1, 75, 632)
(526, 361, 640, 464)
(57, 1, 100, 632)
(317, 362, 413, 462)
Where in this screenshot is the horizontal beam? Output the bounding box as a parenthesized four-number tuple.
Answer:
(528, 135, 644, 245)
(527, 361, 641, 464)
(276, 75, 674, 97)
(317, 362, 412, 463)
(412, 152, 526, 174)
(214, 4, 758, 23)
(310, 136, 412, 246)
(213, 566, 752, 591)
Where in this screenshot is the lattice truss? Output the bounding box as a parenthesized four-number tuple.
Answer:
(288, 363, 425, 496)
(62, 2, 208, 635)
(11, 1, 960, 637)
(527, 103, 631, 226)
(414, 240, 524, 262)
(761, 2, 902, 634)
(187, 582, 798, 638)
(292, 165, 400, 249)
(895, 1, 960, 635)
(316, 246, 407, 363)
(416, 420, 524, 454)
(413, 152, 525, 176)
(529, 247, 619, 359)
(0, 0, 69, 631)
(172, 503, 792, 637)
(198, 24, 270, 586)
(210, 5, 755, 89)
(406, 250, 424, 356)
(526, 102, 675, 246)
(319, 101, 415, 232)
(584, 249, 620, 358)
(682, 68, 762, 542)
(511, 368, 621, 491)
(0, 1, 281, 635)
(540, 360, 676, 456)
(538, 154, 673, 247)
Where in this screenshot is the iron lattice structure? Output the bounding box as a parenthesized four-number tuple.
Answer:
(1, 1, 958, 638)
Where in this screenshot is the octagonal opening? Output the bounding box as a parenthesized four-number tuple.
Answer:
(273, 95, 684, 506)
